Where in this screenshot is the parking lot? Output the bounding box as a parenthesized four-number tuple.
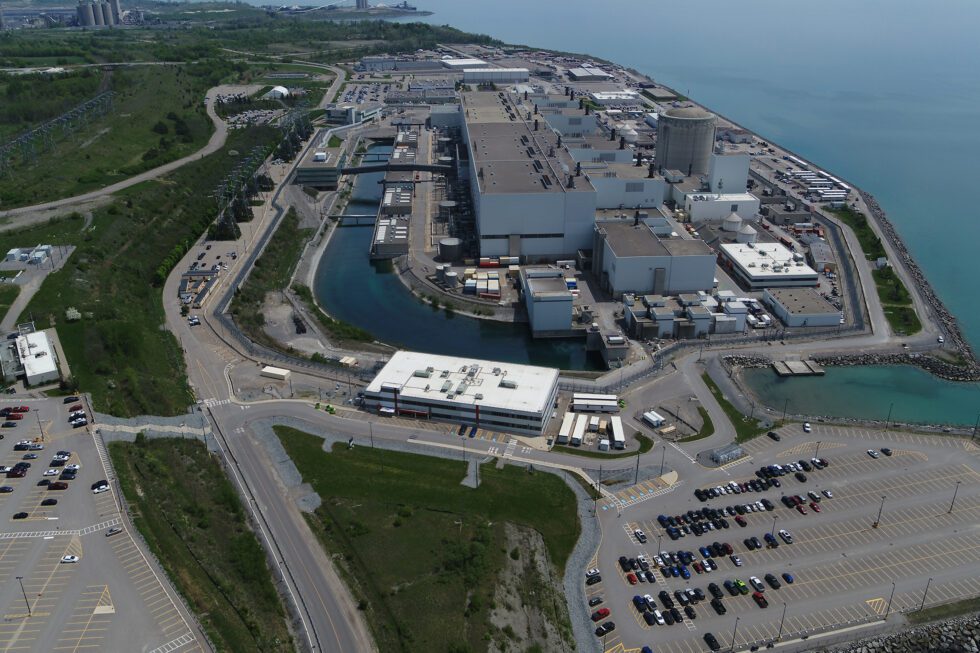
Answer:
(587, 424, 980, 652)
(0, 397, 204, 652)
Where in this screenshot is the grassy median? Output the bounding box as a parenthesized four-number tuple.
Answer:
(702, 372, 771, 443)
(110, 436, 293, 653)
(274, 425, 579, 653)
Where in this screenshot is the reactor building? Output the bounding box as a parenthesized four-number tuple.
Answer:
(653, 107, 717, 176)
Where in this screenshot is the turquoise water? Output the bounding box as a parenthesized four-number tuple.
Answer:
(310, 0, 980, 417)
(312, 146, 601, 369)
(744, 366, 980, 426)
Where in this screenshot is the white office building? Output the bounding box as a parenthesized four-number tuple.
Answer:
(719, 243, 819, 289)
(683, 192, 760, 222)
(707, 153, 750, 194)
(363, 351, 560, 435)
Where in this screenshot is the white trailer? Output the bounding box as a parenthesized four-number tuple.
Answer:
(588, 416, 600, 432)
(260, 366, 291, 381)
(572, 399, 620, 413)
(573, 393, 619, 402)
(610, 415, 626, 450)
(571, 414, 588, 446)
(643, 410, 666, 428)
(557, 412, 575, 444)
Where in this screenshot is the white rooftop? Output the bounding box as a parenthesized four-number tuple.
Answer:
(442, 58, 486, 68)
(16, 331, 57, 382)
(366, 351, 559, 415)
(720, 243, 818, 280)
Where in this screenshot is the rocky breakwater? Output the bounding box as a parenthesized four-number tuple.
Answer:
(861, 190, 979, 369)
(722, 355, 771, 370)
(813, 353, 980, 382)
(828, 613, 980, 653)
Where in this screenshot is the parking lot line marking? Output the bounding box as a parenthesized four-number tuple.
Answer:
(865, 598, 886, 615)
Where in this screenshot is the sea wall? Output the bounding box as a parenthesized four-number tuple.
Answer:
(827, 613, 980, 653)
(812, 353, 980, 382)
(861, 190, 979, 368)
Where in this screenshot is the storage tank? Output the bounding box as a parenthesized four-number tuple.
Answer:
(736, 224, 757, 244)
(92, 1, 104, 25)
(438, 200, 457, 221)
(722, 212, 742, 232)
(109, 0, 121, 23)
(77, 0, 95, 25)
(438, 237, 462, 262)
(445, 271, 459, 288)
(654, 106, 717, 175)
(100, 1, 112, 24)
(435, 265, 446, 281)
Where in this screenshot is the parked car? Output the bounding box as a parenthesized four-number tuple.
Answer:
(591, 608, 610, 622)
(752, 591, 769, 608)
(867, 449, 880, 459)
(704, 632, 721, 651)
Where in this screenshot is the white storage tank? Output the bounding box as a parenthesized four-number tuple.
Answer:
(736, 223, 757, 244)
(722, 212, 742, 232)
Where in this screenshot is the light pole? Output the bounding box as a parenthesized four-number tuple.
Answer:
(782, 398, 789, 421)
(634, 445, 640, 486)
(770, 515, 778, 540)
(948, 481, 961, 514)
(660, 445, 666, 477)
(919, 577, 933, 611)
(777, 602, 787, 641)
(16, 576, 29, 616)
(729, 616, 740, 652)
(814, 440, 822, 458)
(873, 495, 886, 528)
(34, 409, 44, 442)
(883, 402, 894, 433)
(884, 581, 896, 621)
(972, 412, 979, 443)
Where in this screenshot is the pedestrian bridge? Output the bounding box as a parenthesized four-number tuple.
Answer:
(339, 162, 454, 175)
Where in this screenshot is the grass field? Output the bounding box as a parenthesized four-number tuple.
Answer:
(679, 406, 716, 443)
(702, 372, 771, 443)
(274, 425, 579, 653)
(873, 266, 921, 335)
(908, 595, 980, 625)
(0, 66, 214, 209)
(0, 69, 103, 140)
(829, 206, 887, 261)
(0, 126, 277, 416)
(110, 437, 292, 652)
(0, 284, 19, 324)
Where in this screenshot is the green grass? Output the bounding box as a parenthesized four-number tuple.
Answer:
(701, 373, 770, 443)
(908, 595, 980, 625)
(0, 66, 216, 209)
(0, 284, 19, 323)
(327, 135, 343, 148)
(679, 406, 715, 443)
(229, 208, 311, 349)
(110, 437, 293, 652)
(872, 266, 921, 335)
(274, 425, 579, 653)
(291, 283, 374, 344)
(553, 433, 653, 459)
(0, 127, 277, 416)
(829, 205, 887, 261)
(0, 69, 102, 140)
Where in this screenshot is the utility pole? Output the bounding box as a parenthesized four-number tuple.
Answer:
(873, 495, 886, 528)
(729, 616, 740, 652)
(919, 577, 932, 611)
(884, 581, 896, 621)
(948, 481, 961, 514)
(16, 576, 29, 616)
(777, 602, 787, 641)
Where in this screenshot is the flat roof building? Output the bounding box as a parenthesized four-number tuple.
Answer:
(363, 351, 560, 435)
(1, 329, 61, 386)
(763, 288, 840, 327)
(520, 268, 574, 337)
(719, 243, 819, 290)
(463, 68, 529, 84)
(568, 65, 614, 81)
(593, 219, 716, 296)
(294, 130, 347, 189)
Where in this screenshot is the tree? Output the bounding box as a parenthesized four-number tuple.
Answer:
(152, 120, 169, 135)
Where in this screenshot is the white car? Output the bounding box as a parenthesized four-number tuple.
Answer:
(802, 422, 812, 433)
(60, 555, 79, 564)
(92, 486, 110, 495)
(938, 336, 945, 344)
(43, 469, 58, 476)
(652, 609, 666, 625)
(822, 489, 834, 498)
(779, 529, 794, 544)
(867, 449, 880, 459)
(730, 555, 743, 567)
(64, 464, 80, 472)
(585, 568, 600, 578)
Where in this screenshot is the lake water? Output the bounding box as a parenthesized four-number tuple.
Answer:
(311, 0, 980, 419)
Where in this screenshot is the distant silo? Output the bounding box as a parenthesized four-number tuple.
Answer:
(78, 0, 95, 26)
(109, 0, 121, 23)
(100, 2, 112, 25)
(654, 106, 717, 176)
(92, 1, 104, 25)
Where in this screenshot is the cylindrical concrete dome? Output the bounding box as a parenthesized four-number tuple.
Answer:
(654, 106, 717, 175)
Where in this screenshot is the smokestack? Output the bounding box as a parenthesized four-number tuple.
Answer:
(610, 128, 616, 141)
(619, 136, 626, 150)
(634, 209, 640, 226)
(534, 119, 538, 131)
(648, 163, 655, 178)
(576, 161, 581, 176)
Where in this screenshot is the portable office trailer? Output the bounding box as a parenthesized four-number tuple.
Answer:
(557, 412, 575, 444)
(572, 399, 619, 413)
(260, 366, 291, 381)
(571, 414, 588, 446)
(643, 410, 666, 427)
(610, 415, 626, 450)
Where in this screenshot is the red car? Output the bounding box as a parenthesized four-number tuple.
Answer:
(735, 515, 747, 527)
(591, 608, 610, 622)
(752, 591, 769, 608)
(6, 414, 23, 421)
(68, 404, 82, 412)
(796, 504, 807, 515)
(810, 502, 821, 513)
(627, 573, 638, 585)
(11, 406, 29, 413)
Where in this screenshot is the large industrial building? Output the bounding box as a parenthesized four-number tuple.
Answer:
(592, 219, 716, 296)
(654, 107, 717, 176)
(718, 242, 819, 289)
(763, 287, 841, 327)
(520, 268, 574, 336)
(362, 351, 560, 435)
(294, 131, 348, 189)
(461, 91, 597, 259)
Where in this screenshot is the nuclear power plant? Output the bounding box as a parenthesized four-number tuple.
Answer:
(653, 106, 717, 176)
(76, 0, 122, 27)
